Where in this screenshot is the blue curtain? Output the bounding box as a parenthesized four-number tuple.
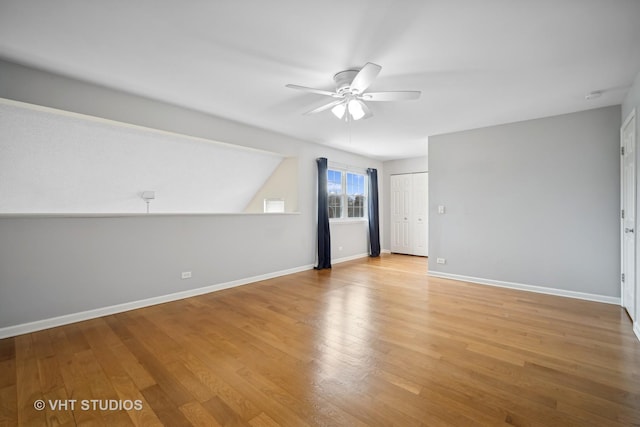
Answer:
(315, 158, 332, 269)
(367, 168, 381, 257)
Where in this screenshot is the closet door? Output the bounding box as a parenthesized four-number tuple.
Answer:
(412, 172, 428, 256)
(390, 172, 429, 256)
(390, 174, 412, 254)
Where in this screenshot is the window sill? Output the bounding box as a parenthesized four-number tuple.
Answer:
(329, 218, 368, 225)
(0, 212, 302, 219)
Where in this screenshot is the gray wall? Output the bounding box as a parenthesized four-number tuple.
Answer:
(429, 106, 621, 297)
(381, 156, 428, 250)
(0, 214, 308, 327)
(0, 60, 381, 330)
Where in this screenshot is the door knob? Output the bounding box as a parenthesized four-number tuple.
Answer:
(626, 227, 635, 233)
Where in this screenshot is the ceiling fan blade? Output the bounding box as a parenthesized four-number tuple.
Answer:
(285, 84, 338, 97)
(361, 91, 421, 101)
(350, 62, 382, 94)
(304, 99, 345, 115)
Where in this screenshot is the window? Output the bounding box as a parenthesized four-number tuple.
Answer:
(263, 199, 285, 213)
(328, 169, 343, 218)
(347, 172, 365, 218)
(328, 168, 366, 220)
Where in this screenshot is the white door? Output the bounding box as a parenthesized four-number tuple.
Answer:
(621, 109, 636, 321)
(391, 174, 412, 254)
(412, 173, 429, 256)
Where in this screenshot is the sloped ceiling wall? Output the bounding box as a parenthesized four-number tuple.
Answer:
(243, 157, 298, 213)
(0, 100, 283, 213)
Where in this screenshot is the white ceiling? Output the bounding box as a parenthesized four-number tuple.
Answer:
(1, 1, 639, 161)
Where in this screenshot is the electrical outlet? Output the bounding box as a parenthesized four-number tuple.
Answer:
(438, 205, 445, 214)
(436, 258, 446, 264)
(181, 271, 192, 279)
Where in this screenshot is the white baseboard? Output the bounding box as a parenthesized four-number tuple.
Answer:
(0, 264, 315, 339)
(381, 249, 391, 254)
(332, 252, 370, 264)
(5, 260, 623, 339)
(634, 322, 640, 343)
(428, 271, 621, 305)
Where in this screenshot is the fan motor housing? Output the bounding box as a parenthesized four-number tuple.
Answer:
(333, 70, 359, 94)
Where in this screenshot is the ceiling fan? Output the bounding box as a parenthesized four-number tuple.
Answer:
(286, 62, 421, 121)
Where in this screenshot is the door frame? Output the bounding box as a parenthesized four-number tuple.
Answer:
(621, 108, 636, 320)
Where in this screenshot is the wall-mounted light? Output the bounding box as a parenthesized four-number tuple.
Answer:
(141, 191, 155, 213)
(585, 90, 602, 100)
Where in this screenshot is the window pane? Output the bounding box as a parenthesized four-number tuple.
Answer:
(328, 170, 342, 194)
(329, 194, 342, 218)
(346, 172, 365, 218)
(328, 169, 343, 218)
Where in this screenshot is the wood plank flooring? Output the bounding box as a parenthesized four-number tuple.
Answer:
(1, 254, 640, 426)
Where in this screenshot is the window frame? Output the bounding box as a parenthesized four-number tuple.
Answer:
(327, 166, 367, 222)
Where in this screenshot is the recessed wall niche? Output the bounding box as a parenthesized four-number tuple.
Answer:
(0, 99, 298, 214)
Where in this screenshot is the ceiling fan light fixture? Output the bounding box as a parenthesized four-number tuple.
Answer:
(287, 62, 421, 121)
(331, 103, 346, 119)
(348, 99, 365, 120)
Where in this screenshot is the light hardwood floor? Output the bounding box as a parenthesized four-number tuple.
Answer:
(1, 254, 639, 426)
